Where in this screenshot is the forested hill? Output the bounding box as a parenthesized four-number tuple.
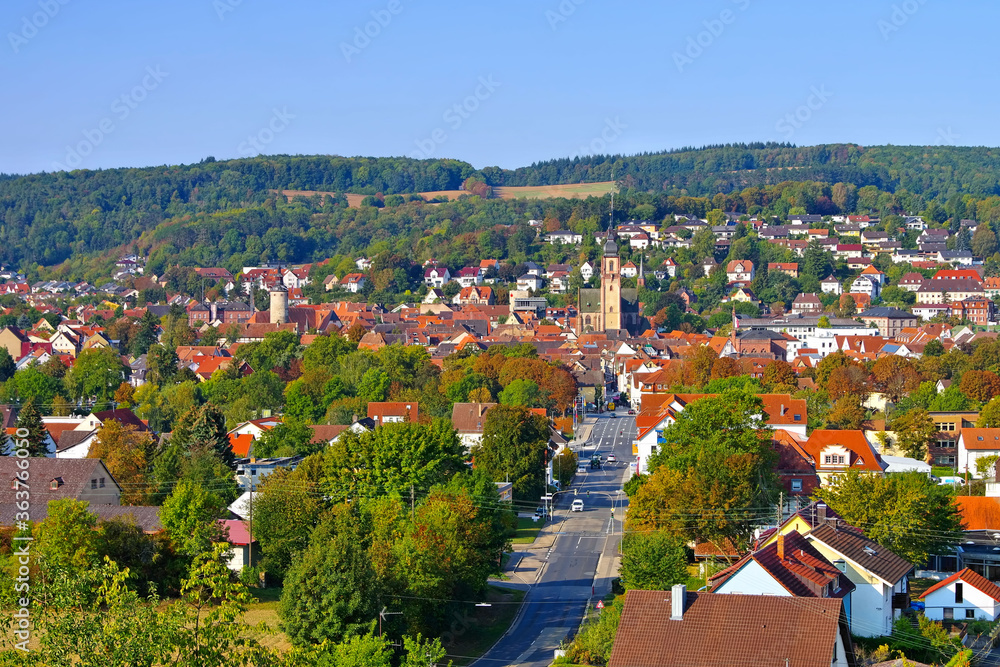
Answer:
(494, 143, 1000, 198)
(5, 144, 1000, 272)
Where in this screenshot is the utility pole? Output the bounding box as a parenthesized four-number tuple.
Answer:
(777, 491, 783, 527)
(248, 477, 254, 578)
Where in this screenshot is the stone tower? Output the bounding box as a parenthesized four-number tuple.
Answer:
(601, 233, 622, 331)
(269, 283, 288, 325)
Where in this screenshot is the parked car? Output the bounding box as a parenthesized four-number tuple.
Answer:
(571, 499, 584, 512)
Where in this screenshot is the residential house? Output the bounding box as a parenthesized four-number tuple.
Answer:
(620, 261, 638, 278)
(219, 519, 259, 573)
(700, 256, 718, 277)
(952, 297, 995, 325)
(985, 276, 1000, 298)
(939, 250, 974, 266)
(451, 402, 496, 451)
(821, 275, 843, 295)
(898, 273, 926, 292)
(917, 278, 985, 304)
(661, 257, 677, 278)
(0, 327, 30, 361)
(800, 430, 886, 485)
(791, 293, 823, 315)
(545, 230, 583, 245)
(726, 260, 755, 284)
(849, 275, 880, 300)
(806, 522, 912, 637)
(607, 587, 856, 667)
(919, 568, 1000, 622)
(913, 303, 951, 321)
(341, 273, 367, 293)
(423, 266, 451, 288)
(835, 244, 864, 259)
(767, 262, 799, 278)
(516, 274, 544, 291)
(858, 307, 918, 337)
(580, 261, 595, 282)
(368, 402, 418, 425)
(957, 428, 1000, 478)
(454, 285, 495, 306)
(0, 458, 121, 506)
(859, 265, 886, 286)
(454, 267, 483, 288)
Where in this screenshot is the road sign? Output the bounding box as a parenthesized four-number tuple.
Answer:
(596, 600, 605, 610)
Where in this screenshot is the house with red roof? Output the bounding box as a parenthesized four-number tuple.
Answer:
(957, 428, 1000, 478)
(218, 519, 259, 572)
(919, 568, 1000, 622)
(799, 429, 886, 485)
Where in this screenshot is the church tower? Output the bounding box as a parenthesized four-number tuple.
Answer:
(601, 233, 622, 331)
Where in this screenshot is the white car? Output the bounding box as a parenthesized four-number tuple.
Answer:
(571, 499, 584, 512)
(577, 466, 587, 474)
(606, 454, 617, 463)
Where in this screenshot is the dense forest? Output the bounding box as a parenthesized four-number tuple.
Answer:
(6, 144, 1000, 278)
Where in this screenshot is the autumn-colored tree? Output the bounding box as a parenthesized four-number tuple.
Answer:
(467, 386, 493, 402)
(685, 345, 718, 387)
(837, 293, 857, 317)
(959, 370, 1000, 403)
(761, 360, 796, 389)
(710, 357, 743, 381)
(827, 395, 866, 430)
(113, 382, 135, 408)
(88, 420, 156, 504)
(345, 322, 366, 343)
(871, 356, 922, 404)
(979, 397, 1000, 427)
(815, 351, 852, 389)
(826, 364, 870, 401)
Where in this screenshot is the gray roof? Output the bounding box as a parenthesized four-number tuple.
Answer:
(859, 307, 916, 320)
(808, 523, 912, 584)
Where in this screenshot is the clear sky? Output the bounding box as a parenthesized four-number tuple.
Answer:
(1, 0, 993, 174)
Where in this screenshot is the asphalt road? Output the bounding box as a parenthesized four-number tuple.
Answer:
(472, 410, 636, 667)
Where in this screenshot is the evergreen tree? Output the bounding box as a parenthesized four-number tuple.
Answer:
(190, 403, 236, 469)
(0, 348, 15, 382)
(13, 398, 48, 456)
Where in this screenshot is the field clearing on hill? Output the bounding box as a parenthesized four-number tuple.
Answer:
(280, 181, 616, 208)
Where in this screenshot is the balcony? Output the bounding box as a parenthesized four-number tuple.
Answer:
(892, 593, 910, 610)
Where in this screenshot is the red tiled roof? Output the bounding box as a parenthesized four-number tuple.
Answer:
(228, 433, 253, 457)
(920, 567, 1000, 602)
(607, 590, 849, 667)
(954, 496, 1000, 531)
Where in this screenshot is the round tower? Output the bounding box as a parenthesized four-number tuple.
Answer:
(269, 284, 288, 324)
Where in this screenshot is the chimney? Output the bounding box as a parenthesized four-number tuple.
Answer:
(670, 583, 686, 621)
(817, 503, 828, 524)
(777, 533, 785, 561)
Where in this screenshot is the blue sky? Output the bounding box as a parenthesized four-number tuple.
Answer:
(1, 0, 993, 174)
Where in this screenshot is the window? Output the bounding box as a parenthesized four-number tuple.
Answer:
(955, 583, 963, 604)
(791, 479, 803, 492)
(91, 479, 97, 490)
(940, 422, 956, 431)
(99, 478, 105, 488)
(824, 455, 831, 464)
(967, 609, 976, 619)
(943, 608, 954, 620)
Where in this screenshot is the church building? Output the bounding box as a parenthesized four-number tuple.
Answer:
(576, 233, 643, 334)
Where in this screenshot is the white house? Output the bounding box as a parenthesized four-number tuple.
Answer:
(580, 261, 595, 282)
(821, 275, 843, 295)
(920, 568, 1000, 622)
(545, 230, 582, 245)
(218, 519, 259, 573)
(662, 257, 677, 278)
(516, 274, 544, 291)
(806, 523, 912, 637)
(726, 260, 755, 284)
(957, 428, 1000, 478)
(423, 266, 451, 288)
(850, 275, 880, 299)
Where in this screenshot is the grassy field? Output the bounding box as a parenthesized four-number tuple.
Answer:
(245, 587, 292, 653)
(494, 182, 617, 200)
(511, 516, 544, 544)
(280, 181, 617, 208)
(444, 585, 526, 666)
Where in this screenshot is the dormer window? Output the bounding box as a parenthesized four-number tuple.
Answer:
(50, 477, 64, 491)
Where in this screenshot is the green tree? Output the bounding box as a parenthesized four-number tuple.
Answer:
(979, 396, 1000, 427)
(630, 390, 777, 551)
(471, 405, 549, 502)
(619, 530, 689, 591)
(972, 224, 998, 258)
(11, 398, 48, 456)
(891, 409, 936, 460)
(63, 346, 128, 405)
(0, 348, 15, 382)
(279, 504, 380, 646)
(159, 481, 227, 559)
(498, 378, 543, 407)
(924, 339, 945, 357)
(146, 343, 179, 386)
(357, 367, 391, 403)
(252, 464, 325, 581)
(815, 470, 965, 565)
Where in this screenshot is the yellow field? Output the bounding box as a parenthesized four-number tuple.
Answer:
(279, 181, 616, 208)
